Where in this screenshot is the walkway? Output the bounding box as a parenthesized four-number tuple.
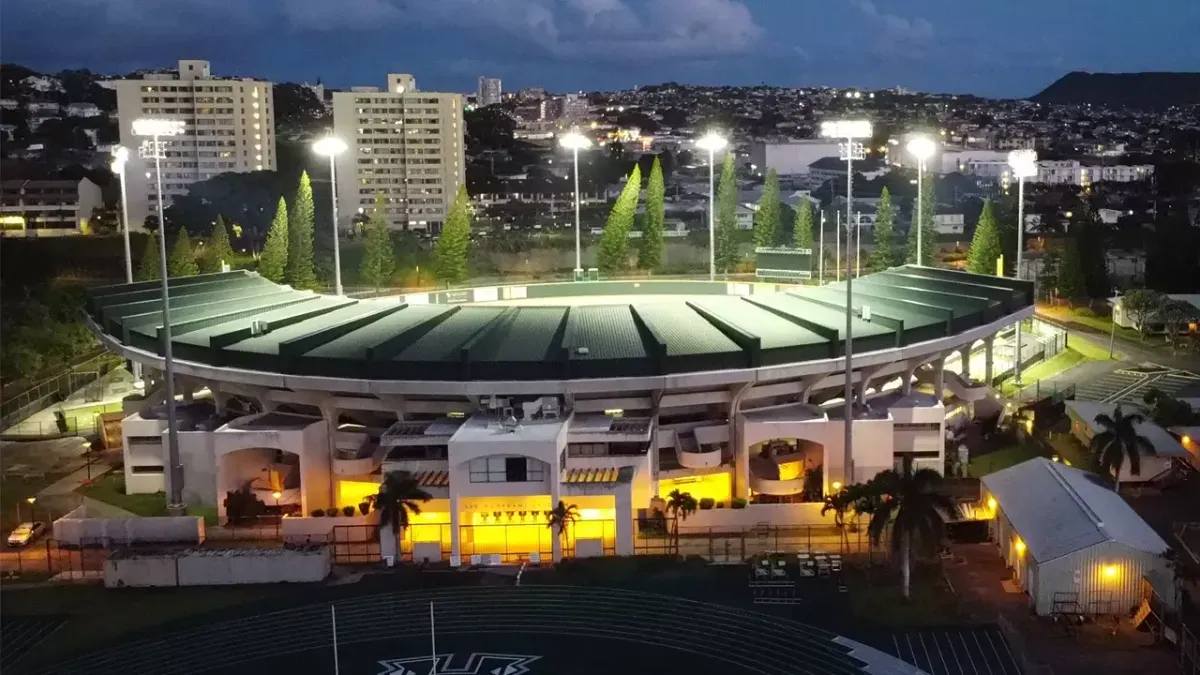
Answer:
(3, 369, 136, 438)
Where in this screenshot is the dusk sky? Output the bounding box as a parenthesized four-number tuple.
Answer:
(4, 0, 1198, 97)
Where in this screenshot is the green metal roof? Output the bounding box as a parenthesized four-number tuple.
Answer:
(84, 266, 1034, 382)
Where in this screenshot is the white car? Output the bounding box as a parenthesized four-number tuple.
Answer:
(7, 521, 46, 547)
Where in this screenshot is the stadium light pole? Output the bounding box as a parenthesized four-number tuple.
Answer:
(133, 117, 187, 513)
(818, 210, 825, 285)
(1008, 149, 1038, 386)
(313, 136, 349, 295)
(906, 136, 936, 266)
(110, 145, 143, 386)
(558, 131, 592, 278)
(821, 119, 871, 491)
(696, 132, 728, 281)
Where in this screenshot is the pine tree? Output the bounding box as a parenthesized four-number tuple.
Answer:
(906, 173, 937, 265)
(359, 193, 396, 293)
(752, 169, 781, 254)
(258, 197, 289, 283)
(136, 234, 161, 281)
(714, 154, 739, 274)
(433, 186, 471, 285)
(868, 187, 895, 272)
(598, 165, 641, 274)
(966, 199, 1004, 275)
(286, 171, 318, 289)
(1056, 236, 1087, 303)
(793, 199, 814, 250)
(199, 215, 235, 274)
(638, 157, 665, 272)
(167, 228, 199, 278)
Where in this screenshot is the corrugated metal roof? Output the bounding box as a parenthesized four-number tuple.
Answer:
(304, 305, 450, 359)
(982, 457, 1169, 562)
(689, 297, 826, 349)
(395, 307, 506, 362)
(562, 306, 646, 361)
(635, 303, 740, 356)
(471, 307, 567, 362)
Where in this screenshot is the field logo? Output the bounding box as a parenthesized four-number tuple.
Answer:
(378, 653, 541, 675)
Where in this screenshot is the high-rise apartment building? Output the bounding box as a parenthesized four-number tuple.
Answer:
(114, 59, 275, 229)
(332, 73, 465, 233)
(477, 77, 502, 107)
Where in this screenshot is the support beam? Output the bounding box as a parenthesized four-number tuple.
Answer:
(959, 345, 972, 380)
(855, 364, 886, 405)
(933, 357, 947, 403)
(449, 491, 461, 561)
(984, 336, 995, 386)
(729, 381, 755, 501)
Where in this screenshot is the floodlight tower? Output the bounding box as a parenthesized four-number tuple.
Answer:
(821, 119, 872, 491)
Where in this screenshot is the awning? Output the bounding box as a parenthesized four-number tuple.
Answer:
(561, 466, 633, 485)
(411, 470, 449, 488)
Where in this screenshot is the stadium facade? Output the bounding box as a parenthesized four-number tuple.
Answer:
(87, 267, 1033, 560)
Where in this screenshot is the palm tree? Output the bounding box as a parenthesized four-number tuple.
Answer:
(867, 461, 955, 600)
(1090, 405, 1151, 489)
(665, 489, 698, 555)
(546, 500, 579, 562)
(374, 471, 432, 562)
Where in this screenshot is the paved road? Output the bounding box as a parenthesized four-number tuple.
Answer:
(1036, 309, 1200, 372)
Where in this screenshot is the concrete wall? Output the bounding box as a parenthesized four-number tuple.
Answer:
(680, 502, 830, 530)
(54, 514, 205, 547)
(104, 547, 331, 587)
(280, 513, 379, 545)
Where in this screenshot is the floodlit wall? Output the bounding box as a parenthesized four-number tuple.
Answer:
(280, 513, 378, 545)
(681, 502, 829, 529)
(104, 547, 330, 587)
(54, 512, 205, 547)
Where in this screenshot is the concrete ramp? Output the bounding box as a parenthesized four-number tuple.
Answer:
(914, 366, 991, 402)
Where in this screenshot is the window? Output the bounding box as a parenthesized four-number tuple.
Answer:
(131, 465, 165, 474)
(468, 456, 545, 483)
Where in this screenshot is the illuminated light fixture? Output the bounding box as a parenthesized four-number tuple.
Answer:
(831, 481, 842, 492)
(1103, 564, 1118, 579)
(986, 497, 997, 510)
(695, 131, 728, 281)
(559, 130, 592, 277)
(1014, 538, 1026, 555)
(820, 120, 872, 139)
(271, 490, 282, 501)
(906, 135, 936, 267)
(311, 135, 348, 294)
(1183, 435, 1192, 445)
(1009, 149, 1040, 388)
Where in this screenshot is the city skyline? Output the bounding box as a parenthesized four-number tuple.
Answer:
(3, 0, 1198, 98)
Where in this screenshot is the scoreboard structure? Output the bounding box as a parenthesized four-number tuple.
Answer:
(754, 247, 813, 281)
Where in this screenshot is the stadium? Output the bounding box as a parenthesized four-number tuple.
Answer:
(85, 265, 1033, 561)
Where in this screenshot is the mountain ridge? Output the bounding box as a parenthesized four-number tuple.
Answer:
(1031, 71, 1200, 109)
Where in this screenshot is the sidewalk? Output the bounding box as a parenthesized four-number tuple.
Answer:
(35, 463, 137, 519)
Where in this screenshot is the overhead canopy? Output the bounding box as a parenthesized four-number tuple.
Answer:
(982, 457, 1168, 563)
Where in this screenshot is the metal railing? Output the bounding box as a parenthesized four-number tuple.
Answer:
(1, 401, 124, 438)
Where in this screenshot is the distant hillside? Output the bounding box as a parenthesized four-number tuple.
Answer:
(1031, 71, 1200, 109)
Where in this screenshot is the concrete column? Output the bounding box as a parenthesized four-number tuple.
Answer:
(318, 402, 339, 513)
(615, 486, 634, 556)
(210, 385, 231, 415)
(856, 365, 885, 405)
(933, 357, 946, 402)
(448, 491, 461, 561)
(960, 345, 972, 380)
(729, 382, 754, 501)
(984, 337, 995, 386)
(550, 455, 563, 561)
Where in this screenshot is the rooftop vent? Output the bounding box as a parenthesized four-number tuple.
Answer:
(250, 320, 267, 336)
(575, 346, 590, 356)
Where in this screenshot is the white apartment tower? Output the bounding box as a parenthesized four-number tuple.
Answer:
(114, 60, 275, 229)
(332, 73, 465, 232)
(478, 77, 503, 107)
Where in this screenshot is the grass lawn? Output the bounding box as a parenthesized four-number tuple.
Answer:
(845, 563, 965, 627)
(1001, 348, 1088, 396)
(1067, 335, 1114, 361)
(967, 442, 1041, 477)
(76, 472, 167, 516)
(1, 584, 288, 661)
(0, 473, 69, 530)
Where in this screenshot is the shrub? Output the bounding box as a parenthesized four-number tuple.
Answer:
(716, 502, 725, 509)
(1074, 307, 1097, 318)
(731, 497, 748, 509)
(311, 509, 325, 517)
(342, 505, 356, 517)
(324, 507, 339, 517)
(699, 497, 715, 510)
(358, 502, 370, 516)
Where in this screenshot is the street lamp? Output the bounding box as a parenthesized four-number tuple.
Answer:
(133, 117, 187, 514)
(696, 132, 728, 281)
(1008, 149, 1038, 385)
(82, 440, 94, 484)
(821, 119, 872, 490)
(110, 145, 144, 387)
(558, 131, 592, 278)
(272, 490, 283, 539)
(24, 496, 35, 522)
(313, 136, 348, 295)
(906, 136, 936, 266)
